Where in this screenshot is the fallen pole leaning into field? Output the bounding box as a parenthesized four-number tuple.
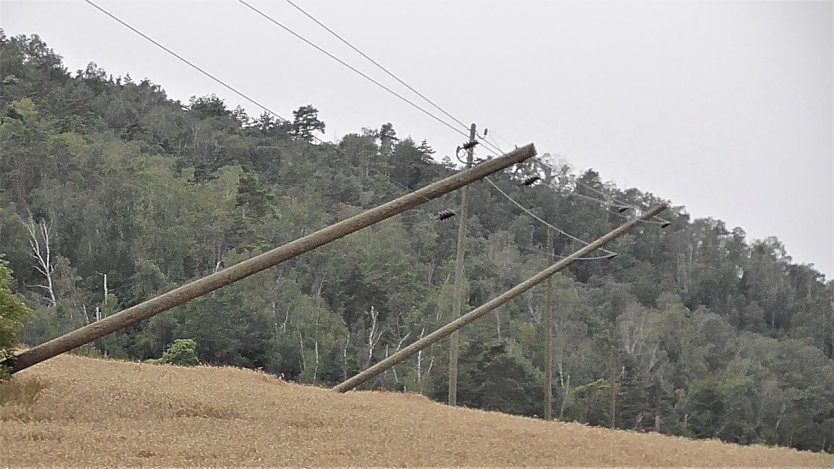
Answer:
(333, 203, 668, 393)
(4, 144, 537, 374)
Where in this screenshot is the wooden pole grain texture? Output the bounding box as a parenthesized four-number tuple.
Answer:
(544, 227, 554, 420)
(448, 122, 476, 406)
(333, 203, 668, 393)
(4, 144, 537, 374)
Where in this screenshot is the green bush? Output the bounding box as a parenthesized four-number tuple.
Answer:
(0, 256, 33, 379)
(148, 338, 200, 366)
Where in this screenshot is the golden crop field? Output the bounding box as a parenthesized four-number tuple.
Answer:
(1, 354, 832, 467)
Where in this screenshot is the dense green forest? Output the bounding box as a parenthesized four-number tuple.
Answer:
(1, 33, 833, 453)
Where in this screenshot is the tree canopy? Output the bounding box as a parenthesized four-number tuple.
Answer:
(1, 32, 832, 453)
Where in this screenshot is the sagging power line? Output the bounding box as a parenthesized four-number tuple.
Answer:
(480, 134, 670, 227)
(333, 203, 668, 393)
(282, 0, 471, 133)
(249, 1, 631, 405)
(236, 0, 472, 143)
(519, 245, 617, 262)
(483, 176, 618, 257)
(233, 0, 620, 260)
(573, 178, 672, 226)
(81, 0, 330, 144)
(451, 138, 617, 258)
(84, 0, 607, 267)
(246, 0, 512, 161)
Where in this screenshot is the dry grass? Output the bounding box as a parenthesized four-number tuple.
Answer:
(0, 354, 831, 467)
(0, 375, 48, 422)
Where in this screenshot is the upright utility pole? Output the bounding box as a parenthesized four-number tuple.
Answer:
(448, 123, 477, 406)
(609, 339, 617, 429)
(543, 227, 554, 420)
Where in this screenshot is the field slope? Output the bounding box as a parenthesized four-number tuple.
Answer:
(1, 354, 831, 467)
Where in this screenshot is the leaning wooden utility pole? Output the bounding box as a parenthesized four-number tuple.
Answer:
(543, 227, 554, 420)
(333, 203, 667, 393)
(3, 144, 537, 374)
(448, 122, 476, 406)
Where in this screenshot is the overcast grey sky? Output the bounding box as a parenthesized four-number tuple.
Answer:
(2, 0, 832, 278)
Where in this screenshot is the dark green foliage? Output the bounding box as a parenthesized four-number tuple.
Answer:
(0, 256, 33, 377)
(456, 340, 543, 416)
(148, 338, 199, 366)
(290, 105, 325, 142)
(1, 32, 833, 453)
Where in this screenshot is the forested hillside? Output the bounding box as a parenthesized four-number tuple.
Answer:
(1, 33, 833, 453)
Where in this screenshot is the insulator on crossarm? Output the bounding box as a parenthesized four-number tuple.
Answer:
(522, 175, 541, 186)
(433, 209, 456, 221)
(461, 140, 479, 151)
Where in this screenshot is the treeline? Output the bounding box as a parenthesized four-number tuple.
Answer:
(1, 32, 833, 453)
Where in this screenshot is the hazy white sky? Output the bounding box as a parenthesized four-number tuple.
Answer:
(2, 0, 832, 278)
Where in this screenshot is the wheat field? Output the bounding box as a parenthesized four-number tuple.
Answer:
(1, 354, 831, 467)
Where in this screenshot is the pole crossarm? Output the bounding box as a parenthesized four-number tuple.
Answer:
(333, 203, 668, 393)
(4, 144, 537, 374)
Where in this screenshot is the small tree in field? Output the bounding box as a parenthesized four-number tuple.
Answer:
(148, 339, 200, 366)
(0, 256, 33, 378)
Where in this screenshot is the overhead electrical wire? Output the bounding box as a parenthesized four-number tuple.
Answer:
(240, 0, 507, 159)
(563, 191, 670, 226)
(256, 0, 660, 243)
(450, 148, 617, 256)
(475, 119, 671, 226)
(80, 0, 331, 143)
(87, 0, 646, 257)
(519, 246, 617, 262)
(572, 179, 671, 225)
(236, 0, 472, 143)
(482, 176, 617, 257)
(265, 0, 615, 259)
(483, 133, 670, 226)
(280, 0, 507, 161)
(282, 0, 471, 133)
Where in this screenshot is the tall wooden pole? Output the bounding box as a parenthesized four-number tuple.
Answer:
(4, 144, 537, 374)
(333, 203, 667, 393)
(448, 123, 476, 406)
(543, 227, 554, 420)
(609, 335, 617, 429)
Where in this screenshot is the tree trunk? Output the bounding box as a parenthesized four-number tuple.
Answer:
(24, 216, 57, 307)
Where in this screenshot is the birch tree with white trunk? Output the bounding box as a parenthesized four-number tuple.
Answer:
(23, 214, 56, 307)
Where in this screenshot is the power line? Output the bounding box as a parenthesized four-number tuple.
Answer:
(451, 141, 618, 255)
(450, 134, 615, 254)
(484, 134, 670, 226)
(84, 0, 618, 260)
(282, 0, 471, 134)
(562, 191, 668, 226)
(241, 0, 517, 159)
(573, 179, 671, 225)
(483, 176, 617, 256)
(476, 137, 657, 241)
(236, 0, 472, 142)
(92, 0, 640, 245)
(481, 129, 517, 154)
(518, 245, 617, 262)
(244, 0, 513, 158)
(259, 4, 528, 402)
(81, 0, 331, 144)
